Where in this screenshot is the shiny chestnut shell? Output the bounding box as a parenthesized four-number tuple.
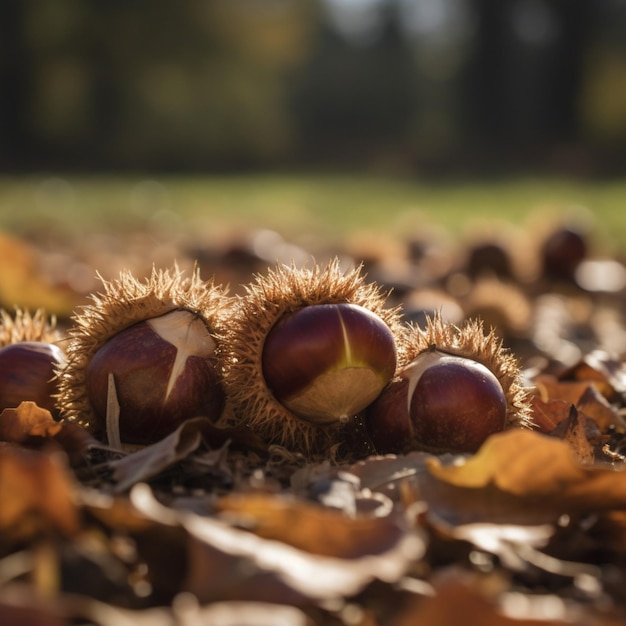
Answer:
(261, 303, 397, 424)
(0, 341, 65, 416)
(367, 350, 507, 453)
(85, 310, 224, 444)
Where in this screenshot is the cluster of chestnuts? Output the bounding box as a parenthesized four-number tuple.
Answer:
(0, 260, 534, 460)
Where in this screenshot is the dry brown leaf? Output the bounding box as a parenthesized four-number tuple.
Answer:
(108, 419, 204, 492)
(51, 420, 102, 467)
(425, 429, 626, 515)
(529, 396, 573, 433)
(108, 416, 265, 492)
(531, 378, 624, 434)
(345, 451, 433, 500)
(533, 375, 591, 406)
(0, 401, 62, 442)
(576, 384, 625, 432)
(389, 577, 574, 626)
(426, 514, 555, 572)
(216, 491, 405, 558)
(558, 350, 626, 403)
(0, 446, 80, 542)
(130, 483, 425, 601)
(0, 401, 99, 465)
(550, 405, 596, 464)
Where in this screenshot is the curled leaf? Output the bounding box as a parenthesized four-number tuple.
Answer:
(424, 429, 626, 518)
(130, 483, 425, 601)
(216, 492, 404, 558)
(107, 416, 264, 492)
(0, 401, 99, 465)
(0, 401, 62, 442)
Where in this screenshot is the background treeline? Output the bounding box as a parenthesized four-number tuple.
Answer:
(1, 0, 626, 176)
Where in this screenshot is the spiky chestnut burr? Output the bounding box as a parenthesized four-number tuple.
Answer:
(0, 308, 61, 347)
(56, 266, 229, 445)
(365, 314, 533, 454)
(221, 260, 402, 457)
(0, 309, 65, 416)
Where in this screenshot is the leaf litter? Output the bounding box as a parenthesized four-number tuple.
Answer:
(4, 219, 626, 624)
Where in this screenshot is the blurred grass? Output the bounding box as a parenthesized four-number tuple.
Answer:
(1, 174, 625, 251)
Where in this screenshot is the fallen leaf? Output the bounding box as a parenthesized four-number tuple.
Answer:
(427, 514, 555, 572)
(533, 375, 592, 406)
(549, 405, 596, 464)
(424, 429, 626, 518)
(107, 416, 265, 492)
(530, 396, 572, 433)
(0, 446, 80, 543)
(0, 401, 62, 442)
(559, 350, 626, 403)
(575, 384, 625, 432)
(108, 419, 204, 492)
(216, 491, 405, 558)
(0, 401, 102, 466)
(130, 483, 426, 602)
(389, 575, 575, 626)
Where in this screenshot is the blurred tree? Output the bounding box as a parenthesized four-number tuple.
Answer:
(0, 0, 625, 173)
(461, 0, 595, 169)
(290, 0, 417, 166)
(579, 1, 626, 153)
(0, 1, 32, 168)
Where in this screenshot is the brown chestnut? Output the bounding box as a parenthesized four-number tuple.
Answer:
(0, 341, 65, 416)
(541, 225, 588, 282)
(261, 303, 397, 424)
(85, 309, 224, 444)
(366, 348, 507, 453)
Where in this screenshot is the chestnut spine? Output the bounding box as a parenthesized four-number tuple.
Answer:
(0, 308, 60, 347)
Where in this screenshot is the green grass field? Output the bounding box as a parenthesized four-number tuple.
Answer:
(1, 174, 625, 251)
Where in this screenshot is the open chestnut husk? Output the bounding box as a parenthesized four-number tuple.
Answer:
(0, 309, 65, 416)
(221, 260, 402, 457)
(56, 266, 230, 446)
(365, 314, 533, 454)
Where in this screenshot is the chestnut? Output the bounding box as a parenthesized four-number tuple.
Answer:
(466, 241, 514, 281)
(365, 314, 534, 454)
(262, 303, 397, 424)
(56, 266, 230, 445)
(221, 260, 404, 457)
(0, 341, 65, 416)
(85, 309, 224, 444)
(541, 224, 588, 282)
(366, 349, 507, 453)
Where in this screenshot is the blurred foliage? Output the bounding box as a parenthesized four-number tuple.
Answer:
(1, 0, 626, 175)
(2, 174, 626, 250)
